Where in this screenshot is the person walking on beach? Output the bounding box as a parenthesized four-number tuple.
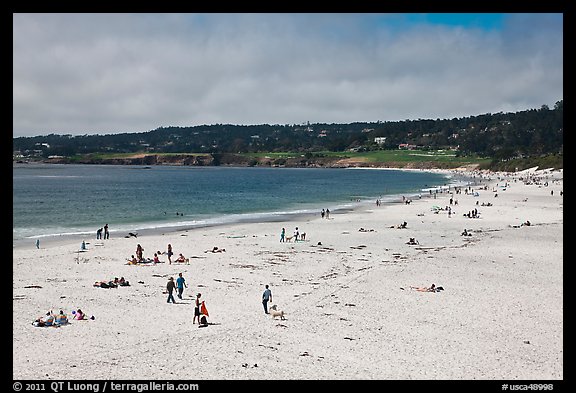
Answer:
(167, 243, 173, 264)
(35, 239, 40, 249)
(280, 228, 285, 242)
(262, 284, 272, 314)
(176, 272, 187, 300)
(104, 224, 109, 239)
(166, 277, 177, 303)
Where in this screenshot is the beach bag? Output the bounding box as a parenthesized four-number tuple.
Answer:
(200, 315, 207, 325)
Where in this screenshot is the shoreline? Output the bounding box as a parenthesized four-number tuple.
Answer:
(13, 168, 562, 380)
(13, 167, 477, 250)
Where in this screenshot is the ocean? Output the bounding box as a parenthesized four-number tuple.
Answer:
(13, 163, 463, 243)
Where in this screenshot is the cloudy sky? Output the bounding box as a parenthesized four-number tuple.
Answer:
(13, 13, 563, 137)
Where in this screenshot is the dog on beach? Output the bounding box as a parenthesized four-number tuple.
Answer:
(285, 235, 294, 242)
(269, 304, 286, 320)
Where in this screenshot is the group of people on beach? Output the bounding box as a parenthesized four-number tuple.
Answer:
(32, 309, 92, 327)
(165, 274, 209, 326)
(125, 243, 191, 265)
(96, 224, 110, 240)
(280, 226, 307, 242)
(93, 276, 130, 288)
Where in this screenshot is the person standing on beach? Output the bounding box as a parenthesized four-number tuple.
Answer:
(193, 293, 202, 324)
(136, 244, 144, 262)
(167, 243, 173, 264)
(262, 284, 272, 314)
(176, 272, 187, 300)
(280, 228, 285, 242)
(35, 239, 40, 249)
(166, 277, 177, 304)
(96, 227, 103, 240)
(104, 224, 109, 239)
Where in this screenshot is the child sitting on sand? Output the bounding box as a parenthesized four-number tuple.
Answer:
(72, 309, 94, 320)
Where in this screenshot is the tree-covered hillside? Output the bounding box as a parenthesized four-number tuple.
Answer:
(13, 101, 562, 163)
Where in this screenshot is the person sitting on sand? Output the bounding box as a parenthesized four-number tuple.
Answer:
(32, 312, 53, 327)
(406, 237, 419, 245)
(399, 221, 407, 229)
(54, 310, 69, 325)
(118, 277, 130, 286)
(153, 253, 160, 263)
(127, 255, 138, 265)
(41, 311, 55, 326)
(73, 309, 85, 320)
(461, 229, 472, 236)
(175, 253, 187, 263)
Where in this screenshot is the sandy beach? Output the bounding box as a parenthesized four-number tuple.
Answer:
(13, 168, 563, 381)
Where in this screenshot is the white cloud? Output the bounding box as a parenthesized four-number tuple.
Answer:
(13, 13, 563, 136)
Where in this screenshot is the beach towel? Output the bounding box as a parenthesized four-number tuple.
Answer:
(200, 301, 209, 317)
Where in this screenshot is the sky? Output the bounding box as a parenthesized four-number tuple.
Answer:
(13, 13, 563, 137)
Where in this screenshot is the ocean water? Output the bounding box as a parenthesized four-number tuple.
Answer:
(13, 163, 459, 242)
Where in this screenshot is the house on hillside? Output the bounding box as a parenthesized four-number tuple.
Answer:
(374, 137, 387, 145)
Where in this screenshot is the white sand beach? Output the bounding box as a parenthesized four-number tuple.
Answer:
(13, 168, 563, 380)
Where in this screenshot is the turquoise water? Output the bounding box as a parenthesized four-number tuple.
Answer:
(13, 163, 456, 241)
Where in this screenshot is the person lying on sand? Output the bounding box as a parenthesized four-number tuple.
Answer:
(409, 284, 444, 292)
(511, 220, 531, 228)
(93, 280, 117, 288)
(204, 247, 226, 253)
